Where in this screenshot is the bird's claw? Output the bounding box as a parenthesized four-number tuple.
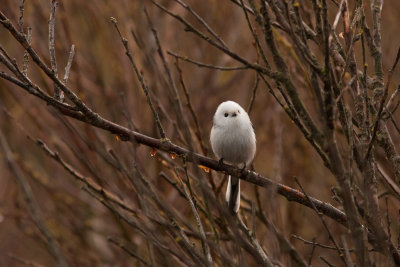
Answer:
(240, 162, 247, 176)
(218, 158, 224, 168)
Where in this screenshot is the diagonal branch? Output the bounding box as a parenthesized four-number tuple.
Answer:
(0, 131, 69, 267)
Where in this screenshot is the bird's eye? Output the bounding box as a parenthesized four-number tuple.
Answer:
(224, 113, 228, 117)
(237, 110, 240, 114)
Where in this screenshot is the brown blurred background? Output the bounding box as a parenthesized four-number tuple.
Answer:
(1, 0, 400, 266)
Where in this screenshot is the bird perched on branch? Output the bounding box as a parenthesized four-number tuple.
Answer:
(210, 101, 256, 213)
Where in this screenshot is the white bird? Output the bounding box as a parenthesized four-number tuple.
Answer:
(210, 101, 256, 213)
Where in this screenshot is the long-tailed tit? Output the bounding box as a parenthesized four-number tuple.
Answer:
(210, 101, 256, 213)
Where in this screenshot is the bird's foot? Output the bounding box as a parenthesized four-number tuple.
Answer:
(218, 158, 224, 168)
(240, 162, 247, 176)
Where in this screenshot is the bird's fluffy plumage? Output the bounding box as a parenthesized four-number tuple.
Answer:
(210, 101, 256, 213)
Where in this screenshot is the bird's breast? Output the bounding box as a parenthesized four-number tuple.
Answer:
(211, 122, 255, 165)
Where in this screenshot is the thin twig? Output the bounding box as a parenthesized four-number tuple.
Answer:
(144, 9, 220, 242)
(385, 84, 400, 112)
(18, 0, 26, 32)
(307, 238, 316, 267)
(320, 256, 336, 267)
(174, 0, 228, 49)
(110, 17, 167, 140)
(63, 44, 75, 85)
(341, 235, 354, 267)
(365, 48, 400, 160)
(236, 217, 275, 266)
(247, 73, 259, 115)
(22, 27, 32, 76)
(108, 237, 153, 266)
(385, 197, 392, 241)
(143, 9, 190, 143)
(0, 10, 98, 118)
(167, 51, 248, 71)
(0, 131, 69, 267)
(239, 0, 271, 70)
(177, 164, 213, 265)
(292, 234, 368, 253)
(243, 194, 308, 267)
(174, 59, 208, 155)
(149, 0, 268, 74)
(398, 209, 400, 250)
(294, 177, 348, 266)
(49, 0, 63, 101)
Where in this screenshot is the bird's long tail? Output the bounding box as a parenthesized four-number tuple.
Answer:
(226, 175, 240, 213)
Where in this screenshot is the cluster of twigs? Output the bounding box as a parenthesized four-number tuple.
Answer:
(1, 0, 400, 266)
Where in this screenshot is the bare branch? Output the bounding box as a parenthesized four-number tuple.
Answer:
(0, 131, 69, 267)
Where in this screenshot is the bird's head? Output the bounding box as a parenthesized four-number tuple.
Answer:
(213, 101, 249, 127)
